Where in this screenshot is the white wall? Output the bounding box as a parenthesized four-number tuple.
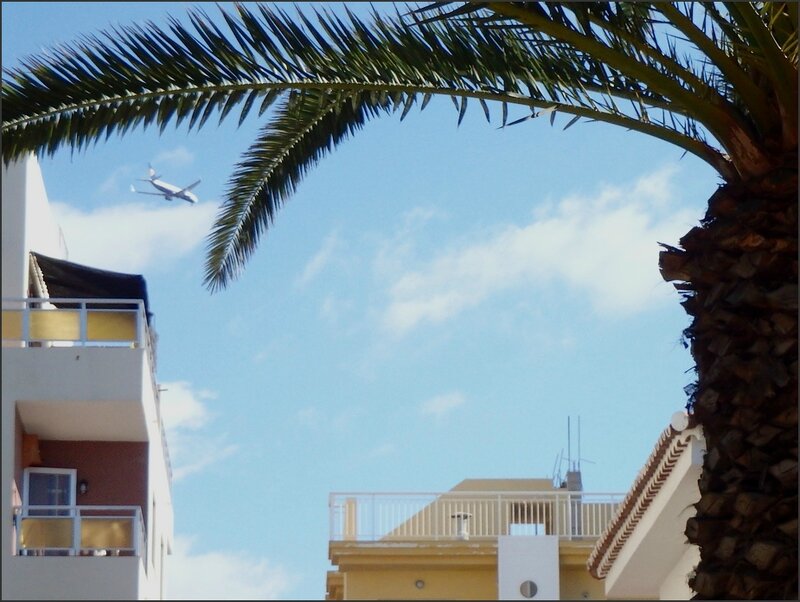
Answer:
(2, 157, 31, 299)
(603, 430, 704, 599)
(1, 156, 172, 600)
(1, 155, 68, 300)
(4, 347, 147, 405)
(4, 557, 142, 600)
(659, 545, 699, 600)
(498, 536, 560, 600)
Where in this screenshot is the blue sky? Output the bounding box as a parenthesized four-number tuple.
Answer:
(3, 3, 721, 599)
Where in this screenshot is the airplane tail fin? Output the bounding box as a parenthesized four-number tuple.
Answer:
(130, 184, 137, 193)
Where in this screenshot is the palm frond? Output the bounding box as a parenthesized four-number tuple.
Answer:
(724, 2, 798, 130)
(2, 3, 736, 165)
(204, 88, 394, 291)
(3, 2, 795, 290)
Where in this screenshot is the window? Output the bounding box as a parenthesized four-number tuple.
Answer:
(23, 467, 76, 514)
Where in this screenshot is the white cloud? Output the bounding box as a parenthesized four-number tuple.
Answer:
(294, 405, 359, 433)
(372, 206, 444, 280)
(295, 406, 323, 428)
(168, 438, 237, 481)
(159, 381, 238, 481)
(381, 166, 697, 335)
(320, 294, 354, 324)
(295, 231, 341, 287)
(159, 381, 213, 431)
(97, 164, 136, 195)
(252, 334, 296, 364)
(419, 392, 466, 419)
(366, 442, 397, 458)
(51, 200, 218, 273)
(165, 535, 293, 600)
(153, 146, 195, 168)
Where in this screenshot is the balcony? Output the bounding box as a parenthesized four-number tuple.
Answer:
(329, 491, 624, 542)
(13, 505, 146, 559)
(2, 296, 154, 361)
(2, 297, 171, 480)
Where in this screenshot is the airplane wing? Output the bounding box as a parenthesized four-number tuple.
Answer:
(131, 185, 167, 196)
(178, 179, 201, 194)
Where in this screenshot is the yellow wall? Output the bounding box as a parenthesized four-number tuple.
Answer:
(559, 542, 606, 600)
(329, 542, 607, 600)
(560, 566, 606, 600)
(346, 567, 497, 600)
(333, 560, 606, 600)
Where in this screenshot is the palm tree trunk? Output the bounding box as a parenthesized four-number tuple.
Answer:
(659, 157, 798, 599)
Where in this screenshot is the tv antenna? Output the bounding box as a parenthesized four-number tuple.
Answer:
(551, 448, 565, 488)
(552, 416, 596, 487)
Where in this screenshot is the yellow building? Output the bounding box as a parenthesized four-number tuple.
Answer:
(326, 475, 623, 600)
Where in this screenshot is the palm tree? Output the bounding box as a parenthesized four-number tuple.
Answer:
(2, 2, 796, 597)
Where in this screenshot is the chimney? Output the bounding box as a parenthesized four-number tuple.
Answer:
(565, 468, 583, 492)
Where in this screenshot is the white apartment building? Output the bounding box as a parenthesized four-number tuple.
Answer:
(2, 155, 174, 599)
(587, 413, 704, 599)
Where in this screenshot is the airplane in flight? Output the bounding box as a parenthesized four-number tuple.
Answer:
(130, 165, 201, 204)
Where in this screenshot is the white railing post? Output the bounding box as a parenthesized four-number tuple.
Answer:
(135, 507, 142, 558)
(136, 301, 145, 348)
(22, 301, 30, 343)
(79, 301, 88, 345)
(371, 493, 376, 541)
(496, 494, 502, 537)
(329, 494, 334, 541)
(568, 492, 574, 540)
(13, 507, 21, 555)
(71, 506, 80, 556)
(558, 494, 563, 535)
(433, 498, 438, 540)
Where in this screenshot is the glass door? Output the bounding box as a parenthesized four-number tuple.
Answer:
(20, 468, 77, 555)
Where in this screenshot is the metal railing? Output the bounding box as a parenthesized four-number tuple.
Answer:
(330, 491, 624, 542)
(2, 297, 173, 485)
(13, 505, 146, 561)
(2, 297, 148, 348)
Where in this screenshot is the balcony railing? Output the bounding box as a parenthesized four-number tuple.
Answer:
(329, 491, 624, 542)
(13, 505, 146, 560)
(2, 297, 173, 485)
(2, 297, 149, 348)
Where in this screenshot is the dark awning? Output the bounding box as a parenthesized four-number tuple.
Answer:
(31, 252, 152, 323)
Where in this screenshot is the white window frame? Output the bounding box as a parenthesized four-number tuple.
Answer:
(22, 467, 77, 511)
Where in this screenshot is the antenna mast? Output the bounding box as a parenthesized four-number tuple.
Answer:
(567, 416, 572, 470)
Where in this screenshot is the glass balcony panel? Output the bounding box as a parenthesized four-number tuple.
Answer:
(86, 310, 136, 342)
(29, 309, 80, 341)
(81, 518, 133, 549)
(19, 517, 74, 549)
(2, 310, 23, 340)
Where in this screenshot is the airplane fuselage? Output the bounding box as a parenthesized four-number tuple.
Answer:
(132, 165, 200, 204)
(149, 177, 198, 203)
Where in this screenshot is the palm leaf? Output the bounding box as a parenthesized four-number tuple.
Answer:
(3, 2, 795, 289)
(205, 88, 395, 291)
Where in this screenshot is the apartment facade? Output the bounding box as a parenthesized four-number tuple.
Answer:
(587, 414, 704, 599)
(326, 476, 624, 600)
(1, 156, 174, 599)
